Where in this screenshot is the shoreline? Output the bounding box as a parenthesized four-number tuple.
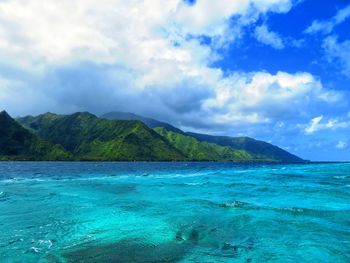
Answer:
(0, 160, 348, 164)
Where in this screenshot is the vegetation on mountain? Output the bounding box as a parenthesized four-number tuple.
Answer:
(101, 111, 304, 162)
(0, 111, 71, 160)
(11, 111, 305, 162)
(154, 127, 253, 161)
(17, 112, 185, 161)
(102, 111, 184, 134)
(187, 132, 304, 162)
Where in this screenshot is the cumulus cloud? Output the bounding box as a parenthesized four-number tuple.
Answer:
(0, 0, 294, 65)
(2, 63, 338, 129)
(0, 0, 343, 136)
(254, 24, 285, 49)
(304, 5, 350, 34)
(205, 71, 339, 125)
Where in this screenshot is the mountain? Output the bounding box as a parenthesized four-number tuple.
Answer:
(102, 111, 183, 134)
(17, 112, 185, 161)
(0, 111, 71, 160)
(187, 132, 303, 163)
(154, 127, 253, 161)
(101, 111, 304, 162)
(15, 111, 304, 162)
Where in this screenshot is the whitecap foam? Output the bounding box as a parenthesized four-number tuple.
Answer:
(39, 239, 53, 248)
(334, 175, 347, 179)
(30, 247, 40, 253)
(184, 182, 205, 186)
(0, 178, 17, 183)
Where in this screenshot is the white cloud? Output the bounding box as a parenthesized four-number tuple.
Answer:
(304, 116, 323, 134)
(0, 0, 343, 132)
(304, 5, 350, 34)
(0, 0, 294, 66)
(254, 24, 284, 49)
(322, 35, 350, 77)
(317, 90, 343, 103)
(204, 71, 337, 124)
(304, 115, 350, 135)
(336, 141, 347, 149)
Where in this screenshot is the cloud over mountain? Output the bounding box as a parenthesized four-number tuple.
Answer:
(0, 0, 349, 161)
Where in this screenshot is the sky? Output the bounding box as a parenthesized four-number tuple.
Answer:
(0, 0, 349, 161)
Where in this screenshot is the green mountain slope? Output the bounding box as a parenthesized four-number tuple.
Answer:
(102, 111, 184, 134)
(15, 111, 304, 162)
(0, 111, 71, 160)
(17, 112, 185, 161)
(187, 132, 304, 162)
(101, 111, 304, 162)
(154, 127, 253, 161)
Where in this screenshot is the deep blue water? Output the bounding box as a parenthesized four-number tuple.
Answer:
(0, 162, 349, 262)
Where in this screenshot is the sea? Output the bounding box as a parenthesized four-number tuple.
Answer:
(0, 162, 349, 262)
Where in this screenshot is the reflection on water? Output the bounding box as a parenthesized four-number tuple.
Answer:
(0, 162, 350, 262)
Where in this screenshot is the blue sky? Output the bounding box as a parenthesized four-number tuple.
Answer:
(0, 0, 349, 161)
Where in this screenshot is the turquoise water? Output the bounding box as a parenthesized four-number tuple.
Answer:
(0, 162, 349, 262)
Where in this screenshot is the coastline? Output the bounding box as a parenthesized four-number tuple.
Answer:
(4, 160, 350, 164)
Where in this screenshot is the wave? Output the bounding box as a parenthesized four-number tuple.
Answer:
(183, 182, 206, 186)
(189, 198, 350, 217)
(0, 191, 9, 201)
(334, 175, 350, 179)
(0, 174, 130, 183)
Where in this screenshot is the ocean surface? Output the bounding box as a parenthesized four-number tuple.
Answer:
(0, 162, 349, 263)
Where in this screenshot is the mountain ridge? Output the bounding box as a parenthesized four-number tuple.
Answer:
(17, 112, 186, 161)
(102, 111, 184, 134)
(187, 132, 303, 163)
(101, 111, 305, 162)
(154, 127, 255, 161)
(8, 110, 306, 162)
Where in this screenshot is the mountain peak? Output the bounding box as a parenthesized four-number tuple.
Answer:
(0, 111, 15, 124)
(71, 111, 97, 118)
(0, 110, 10, 117)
